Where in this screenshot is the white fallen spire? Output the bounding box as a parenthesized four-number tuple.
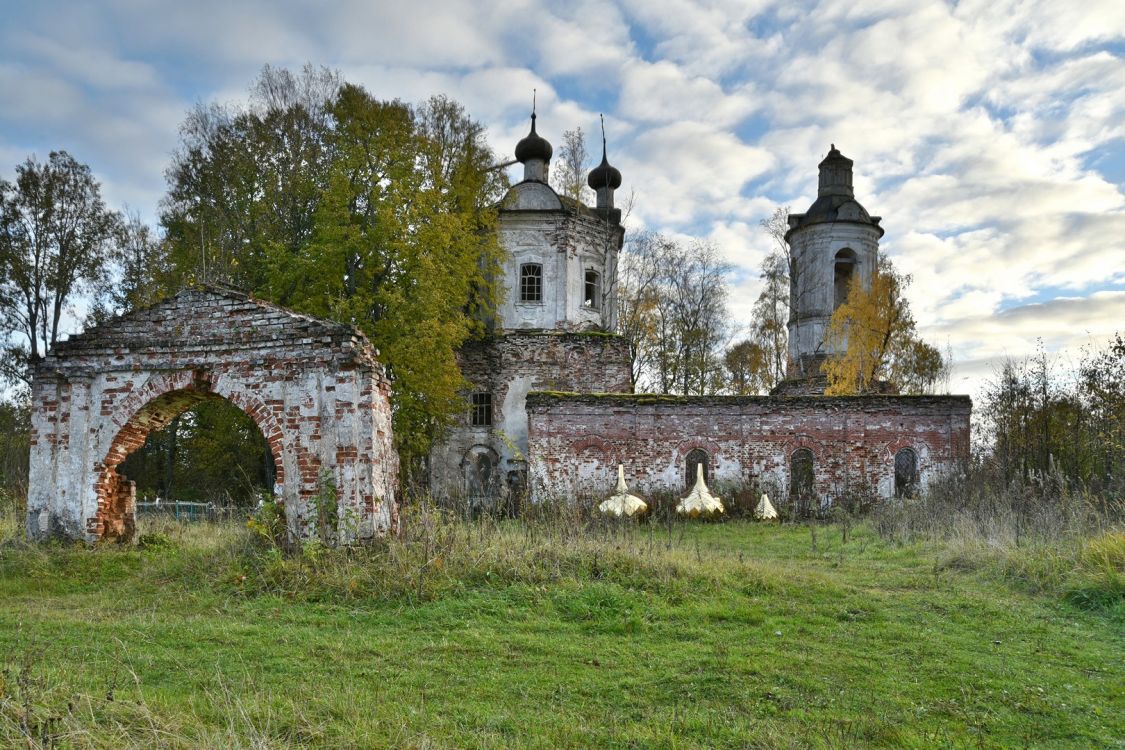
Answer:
(676, 463, 724, 517)
(755, 492, 778, 521)
(598, 464, 648, 518)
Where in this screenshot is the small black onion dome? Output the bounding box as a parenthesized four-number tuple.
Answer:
(515, 114, 553, 163)
(587, 149, 622, 190)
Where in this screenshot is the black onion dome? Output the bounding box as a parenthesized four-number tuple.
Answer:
(515, 114, 553, 163)
(587, 148, 622, 190)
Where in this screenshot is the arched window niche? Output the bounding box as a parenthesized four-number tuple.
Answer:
(685, 448, 710, 489)
(519, 263, 543, 303)
(461, 445, 499, 508)
(790, 448, 816, 517)
(583, 269, 601, 309)
(894, 448, 919, 498)
(833, 249, 857, 311)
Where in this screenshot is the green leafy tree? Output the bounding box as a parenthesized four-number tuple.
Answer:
(724, 340, 769, 395)
(115, 211, 173, 312)
(1077, 333, 1124, 492)
(160, 69, 506, 473)
(0, 397, 29, 497)
(616, 231, 674, 387)
(264, 86, 505, 463)
(161, 66, 340, 293)
(616, 233, 731, 394)
(0, 151, 122, 384)
(119, 399, 274, 505)
(749, 207, 791, 390)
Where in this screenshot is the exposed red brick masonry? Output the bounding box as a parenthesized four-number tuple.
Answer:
(527, 392, 970, 502)
(27, 288, 396, 543)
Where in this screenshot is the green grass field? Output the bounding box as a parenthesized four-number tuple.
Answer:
(1, 512, 1121, 749)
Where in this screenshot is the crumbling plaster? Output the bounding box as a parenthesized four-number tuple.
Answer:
(526, 393, 971, 503)
(429, 331, 632, 502)
(27, 288, 397, 544)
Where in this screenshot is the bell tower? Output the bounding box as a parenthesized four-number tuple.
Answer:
(782, 146, 884, 383)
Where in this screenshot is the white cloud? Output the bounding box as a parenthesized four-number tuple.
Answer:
(618, 59, 758, 126)
(0, 0, 1120, 406)
(11, 34, 161, 91)
(622, 121, 775, 226)
(618, 0, 780, 77)
(935, 291, 1125, 400)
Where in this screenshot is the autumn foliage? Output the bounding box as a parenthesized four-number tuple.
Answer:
(822, 256, 945, 395)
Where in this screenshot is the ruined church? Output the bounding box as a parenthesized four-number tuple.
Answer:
(432, 115, 971, 510)
(26, 112, 970, 544)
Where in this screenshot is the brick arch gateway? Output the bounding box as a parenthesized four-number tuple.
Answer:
(27, 288, 398, 544)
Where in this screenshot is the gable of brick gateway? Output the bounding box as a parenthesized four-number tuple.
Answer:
(41, 286, 383, 375)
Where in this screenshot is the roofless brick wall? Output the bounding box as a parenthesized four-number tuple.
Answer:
(27, 288, 397, 544)
(430, 330, 633, 502)
(526, 392, 970, 503)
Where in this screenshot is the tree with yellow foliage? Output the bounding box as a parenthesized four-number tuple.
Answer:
(822, 256, 945, 395)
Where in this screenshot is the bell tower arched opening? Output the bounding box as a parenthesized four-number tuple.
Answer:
(833, 248, 857, 311)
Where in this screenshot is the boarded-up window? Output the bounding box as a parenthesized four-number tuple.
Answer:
(790, 448, 815, 517)
(462, 446, 498, 507)
(894, 448, 918, 498)
(519, 263, 542, 302)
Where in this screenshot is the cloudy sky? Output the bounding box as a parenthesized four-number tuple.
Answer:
(2, 0, 1122, 399)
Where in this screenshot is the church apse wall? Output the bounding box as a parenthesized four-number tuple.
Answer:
(526, 393, 971, 504)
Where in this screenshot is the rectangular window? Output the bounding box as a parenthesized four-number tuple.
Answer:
(584, 269, 601, 309)
(519, 263, 542, 303)
(470, 392, 492, 426)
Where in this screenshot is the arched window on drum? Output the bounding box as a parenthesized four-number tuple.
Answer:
(833, 249, 857, 311)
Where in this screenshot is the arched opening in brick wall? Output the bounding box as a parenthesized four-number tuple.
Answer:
(789, 448, 816, 518)
(28, 287, 398, 545)
(894, 448, 918, 498)
(118, 397, 277, 508)
(96, 386, 283, 542)
(460, 444, 500, 511)
(685, 448, 711, 489)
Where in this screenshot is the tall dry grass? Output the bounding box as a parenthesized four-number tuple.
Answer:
(872, 466, 1124, 612)
(230, 496, 781, 605)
